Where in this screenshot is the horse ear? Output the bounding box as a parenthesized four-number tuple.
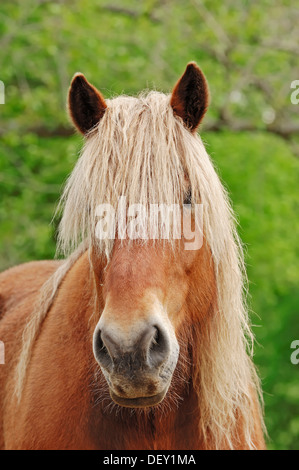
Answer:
(170, 62, 209, 132)
(68, 73, 107, 135)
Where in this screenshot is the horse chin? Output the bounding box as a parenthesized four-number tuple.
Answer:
(109, 388, 168, 408)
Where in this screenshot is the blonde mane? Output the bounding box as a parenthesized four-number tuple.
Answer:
(15, 91, 264, 449)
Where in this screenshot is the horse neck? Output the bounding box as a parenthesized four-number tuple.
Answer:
(45, 248, 262, 450)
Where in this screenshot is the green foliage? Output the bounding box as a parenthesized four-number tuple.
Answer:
(0, 132, 81, 266)
(0, 0, 298, 450)
(204, 131, 299, 449)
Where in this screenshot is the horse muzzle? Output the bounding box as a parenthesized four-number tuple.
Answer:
(93, 319, 179, 408)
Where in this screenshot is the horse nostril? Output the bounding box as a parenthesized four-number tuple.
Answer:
(148, 325, 170, 367)
(94, 330, 113, 370)
(94, 324, 171, 371)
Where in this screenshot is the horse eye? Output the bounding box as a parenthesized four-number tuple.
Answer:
(183, 188, 192, 205)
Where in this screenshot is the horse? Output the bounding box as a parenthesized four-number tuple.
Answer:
(0, 62, 266, 450)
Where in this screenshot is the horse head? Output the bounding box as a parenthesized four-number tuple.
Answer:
(67, 63, 211, 408)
